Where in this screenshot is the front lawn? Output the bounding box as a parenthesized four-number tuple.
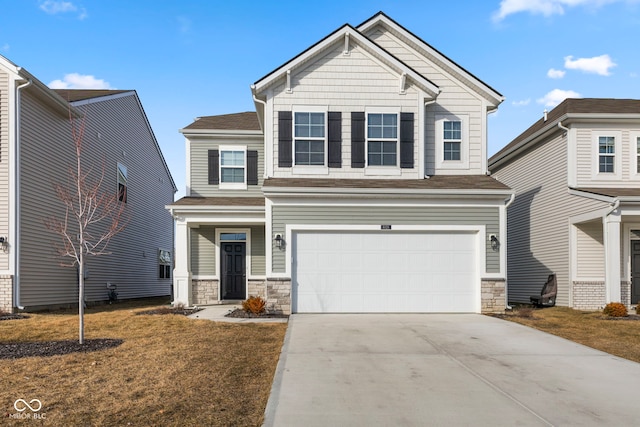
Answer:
(496, 306, 640, 363)
(0, 299, 287, 426)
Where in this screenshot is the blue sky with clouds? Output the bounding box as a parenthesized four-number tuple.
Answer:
(2, 0, 640, 196)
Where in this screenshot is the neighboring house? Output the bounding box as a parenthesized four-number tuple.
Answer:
(0, 54, 177, 312)
(168, 12, 512, 314)
(489, 98, 640, 309)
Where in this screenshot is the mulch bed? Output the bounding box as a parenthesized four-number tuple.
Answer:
(0, 313, 29, 321)
(0, 339, 124, 360)
(602, 314, 640, 320)
(136, 306, 202, 316)
(225, 308, 288, 319)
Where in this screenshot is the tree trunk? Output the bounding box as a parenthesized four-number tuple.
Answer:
(79, 251, 84, 345)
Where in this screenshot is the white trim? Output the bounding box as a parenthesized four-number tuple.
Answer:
(216, 227, 252, 301)
(365, 110, 401, 170)
(630, 131, 640, 180)
(291, 106, 329, 173)
(435, 114, 469, 171)
(265, 198, 274, 276)
(192, 275, 219, 280)
(567, 127, 577, 187)
(418, 93, 426, 178)
(218, 145, 248, 190)
(265, 89, 274, 178)
(623, 223, 640, 282)
(185, 137, 192, 196)
(591, 131, 622, 180)
(287, 224, 485, 313)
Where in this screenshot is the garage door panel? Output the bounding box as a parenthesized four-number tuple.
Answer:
(293, 231, 478, 313)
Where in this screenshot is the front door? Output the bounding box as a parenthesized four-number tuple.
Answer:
(632, 241, 640, 304)
(221, 242, 246, 300)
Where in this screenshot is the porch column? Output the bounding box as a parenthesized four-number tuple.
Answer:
(172, 217, 192, 306)
(604, 211, 621, 303)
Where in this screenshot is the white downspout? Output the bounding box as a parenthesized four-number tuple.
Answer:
(14, 79, 32, 310)
(252, 92, 268, 178)
(503, 193, 515, 310)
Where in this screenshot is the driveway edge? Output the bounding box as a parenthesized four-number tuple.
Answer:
(262, 314, 294, 427)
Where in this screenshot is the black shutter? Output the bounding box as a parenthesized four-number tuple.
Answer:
(247, 150, 258, 185)
(208, 149, 219, 184)
(351, 112, 365, 168)
(328, 112, 342, 168)
(278, 111, 292, 167)
(400, 112, 414, 169)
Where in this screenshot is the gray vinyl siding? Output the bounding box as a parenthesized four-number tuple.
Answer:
(365, 28, 487, 175)
(575, 221, 604, 279)
(269, 41, 421, 180)
(0, 70, 9, 271)
(190, 225, 265, 276)
(19, 90, 175, 308)
(189, 135, 264, 197)
(271, 205, 499, 274)
(491, 133, 606, 306)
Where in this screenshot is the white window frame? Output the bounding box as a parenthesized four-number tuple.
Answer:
(219, 145, 247, 190)
(117, 162, 127, 203)
(435, 114, 469, 170)
(365, 107, 401, 176)
(591, 131, 621, 180)
(631, 131, 640, 180)
(158, 249, 172, 279)
(292, 106, 328, 175)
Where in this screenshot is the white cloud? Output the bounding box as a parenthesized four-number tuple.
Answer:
(537, 89, 581, 107)
(492, 0, 635, 22)
(512, 98, 531, 106)
(39, 1, 87, 20)
(1, 43, 9, 52)
(547, 68, 566, 79)
(48, 73, 113, 89)
(564, 54, 616, 76)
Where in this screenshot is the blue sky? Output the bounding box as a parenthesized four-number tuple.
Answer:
(2, 0, 640, 197)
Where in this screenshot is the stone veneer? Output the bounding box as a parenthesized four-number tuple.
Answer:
(621, 281, 631, 307)
(0, 275, 12, 313)
(572, 281, 605, 310)
(481, 279, 506, 313)
(192, 279, 219, 305)
(247, 279, 267, 300)
(266, 278, 291, 315)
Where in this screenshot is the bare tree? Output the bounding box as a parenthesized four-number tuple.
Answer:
(44, 108, 127, 344)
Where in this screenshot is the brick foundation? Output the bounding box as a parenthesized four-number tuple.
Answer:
(192, 279, 219, 305)
(481, 278, 506, 313)
(621, 281, 631, 307)
(0, 275, 12, 313)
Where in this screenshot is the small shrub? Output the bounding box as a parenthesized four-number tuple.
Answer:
(515, 306, 535, 318)
(603, 302, 628, 317)
(242, 296, 266, 315)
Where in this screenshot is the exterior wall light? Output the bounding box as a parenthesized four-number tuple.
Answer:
(490, 234, 500, 251)
(274, 234, 284, 249)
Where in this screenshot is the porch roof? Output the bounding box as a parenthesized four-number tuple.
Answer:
(574, 187, 640, 199)
(169, 197, 265, 207)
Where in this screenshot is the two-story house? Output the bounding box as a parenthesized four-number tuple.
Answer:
(168, 12, 512, 314)
(0, 54, 177, 312)
(489, 98, 640, 310)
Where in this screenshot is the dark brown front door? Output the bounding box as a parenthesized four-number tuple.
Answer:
(221, 242, 246, 300)
(632, 241, 640, 304)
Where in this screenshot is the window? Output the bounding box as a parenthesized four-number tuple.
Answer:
(220, 150, 245, 183)
(443, 121, 462, 161)
(367, 113, 397, 166)
(636, 136, 640, 174)
(117, 163, 127, 203)
(598, 136, 615, 173)
(158, 249, 171, 279)
(294, 112, 325, 165)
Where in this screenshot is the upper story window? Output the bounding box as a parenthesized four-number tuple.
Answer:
(636, 136, 640, 174)
(435, 115, 469, 170)
(443, 121, 462, 161)
(117, 162, 127, 203)
(591, 131, 621, 180)
(367, 113, 398, 166)
(598, 136, 615, 173)
(219, 146, 247, 189)
(294, 112, 325, 166)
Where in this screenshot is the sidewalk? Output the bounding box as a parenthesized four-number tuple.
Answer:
(187, 305, 289, 323)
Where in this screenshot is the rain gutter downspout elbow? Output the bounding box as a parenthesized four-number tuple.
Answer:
(14, 79, 32, 311)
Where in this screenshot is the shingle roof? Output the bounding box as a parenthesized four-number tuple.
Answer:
(490, 98, 640, 167)
(169, 197, 265, 207)
(573, 187, 640, 198)
(182, 112, 261, 131)
(52, 89, 131, 102)
(263, 175, 510, 191)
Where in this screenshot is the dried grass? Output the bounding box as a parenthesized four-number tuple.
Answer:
(497, 306, 640, 363)
(0, 299, 286, 426)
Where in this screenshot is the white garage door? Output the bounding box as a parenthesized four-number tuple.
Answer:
(292, 231, 478, 313)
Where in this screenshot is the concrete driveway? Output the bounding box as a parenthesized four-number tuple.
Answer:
(264, 314, 640, 426)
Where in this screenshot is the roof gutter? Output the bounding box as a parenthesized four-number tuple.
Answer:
(13, 78, 32, 311)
